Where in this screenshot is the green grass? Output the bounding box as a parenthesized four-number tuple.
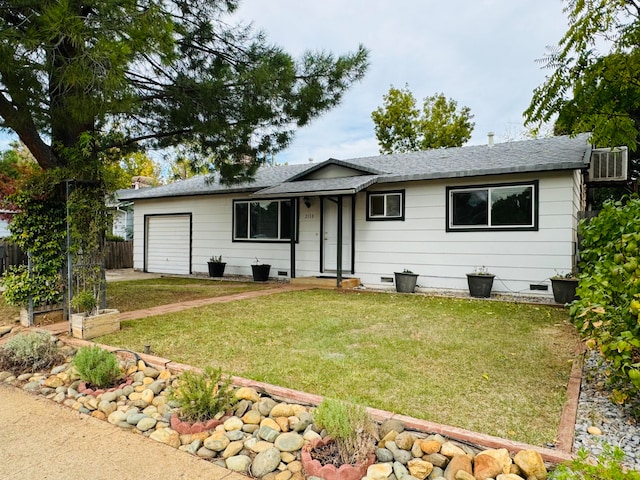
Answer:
(98, 289, 580, 446)
(0, 277, 268, 323)
(106, 278, 270, 312)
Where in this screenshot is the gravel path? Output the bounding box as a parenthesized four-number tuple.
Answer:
(573, 350, 640, 470)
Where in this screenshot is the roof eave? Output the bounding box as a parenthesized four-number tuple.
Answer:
(374, 162, 589, 184)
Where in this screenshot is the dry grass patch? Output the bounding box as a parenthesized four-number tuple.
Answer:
(98, 289, 580, 446)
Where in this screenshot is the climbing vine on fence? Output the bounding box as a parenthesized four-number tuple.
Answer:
(571, 196, 640, 413)
(2, 171, 66, 307)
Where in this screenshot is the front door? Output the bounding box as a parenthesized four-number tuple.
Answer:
(323, 196, 352, 272)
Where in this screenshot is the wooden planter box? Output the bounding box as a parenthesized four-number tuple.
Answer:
(20, 303, 64, 327)
(71, 309, 120, 340)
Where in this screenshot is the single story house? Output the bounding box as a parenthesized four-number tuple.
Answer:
(119, 133, 627, 296)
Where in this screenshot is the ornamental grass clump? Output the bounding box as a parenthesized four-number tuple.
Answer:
(169, 366, 236, 422)
(72, 346, 122, 388)
(312, 398, 378, 466)
(0, 331, 63, 374)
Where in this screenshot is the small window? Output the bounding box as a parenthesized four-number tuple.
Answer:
(447, 182, 537, 231)
(233, 199, 297, 241)
(367, 190, 405, 221)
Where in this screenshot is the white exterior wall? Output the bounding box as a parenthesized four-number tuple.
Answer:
(132, 170, 582, 295)
(353, 171, 581, 295)
(132, 194, 312, 278)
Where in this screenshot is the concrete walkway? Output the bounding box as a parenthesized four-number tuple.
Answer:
(0, 384, 246, 480)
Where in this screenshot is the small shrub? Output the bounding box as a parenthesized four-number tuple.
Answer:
(71, 289, 98, 315)
(550, 444, 640, 480)
(169, 366, 236, 422)
(72, 346, 122, 388)
(0, 331, 63, 374)
(312, 398, 378, 466)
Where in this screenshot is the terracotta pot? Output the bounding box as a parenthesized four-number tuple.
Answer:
(301, 437, 375, 480)
(169, 413, 223, 435)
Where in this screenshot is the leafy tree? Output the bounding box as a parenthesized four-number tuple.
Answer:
(115, 152, 162, 188)
(371, 85, 474, 154)
(525, 0, 640, 151)
(0, 1, 368, 305)
(0, 142, 40, 220)
(0, 0, 369, 183)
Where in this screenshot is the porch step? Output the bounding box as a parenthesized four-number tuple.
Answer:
(290, 276, 361, 289)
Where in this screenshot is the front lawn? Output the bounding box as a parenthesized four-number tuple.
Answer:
(106, 278, 272, 312)
(0, 277, 269, 323)
(98, 289, 580, 446)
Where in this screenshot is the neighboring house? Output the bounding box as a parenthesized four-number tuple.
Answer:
(108, 192, 134, 241)
(119, 133, 627, 296)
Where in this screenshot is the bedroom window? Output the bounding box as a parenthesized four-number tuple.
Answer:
(233, 199, 296, 241)
(447, 181, 537, 231)
(367, 190, 405, 220)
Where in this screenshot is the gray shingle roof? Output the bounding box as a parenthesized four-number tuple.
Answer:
(118, 133, 592, 200)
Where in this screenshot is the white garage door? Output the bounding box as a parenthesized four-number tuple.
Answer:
(145, 215, 191, 274)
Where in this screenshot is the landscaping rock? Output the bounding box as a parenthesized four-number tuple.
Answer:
(251, 447, 281, 478)
(366, 462, 393, 480)
(226, 454, 252, 473)
(513, 450, 547, 480)
(381, 418, 405, 436)
(274, 432, 304, 452)
(443, 455, 472, 480)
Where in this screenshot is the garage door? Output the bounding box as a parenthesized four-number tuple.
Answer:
(145, 215, 191, 274)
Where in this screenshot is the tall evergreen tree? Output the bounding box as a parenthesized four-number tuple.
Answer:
(0, 0, 369, 183)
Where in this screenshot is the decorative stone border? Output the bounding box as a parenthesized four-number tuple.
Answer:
(60, 335, 576, 466)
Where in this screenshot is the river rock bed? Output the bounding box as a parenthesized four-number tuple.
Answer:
(573, 350, 640, 471)
(0, 340, 559, 480)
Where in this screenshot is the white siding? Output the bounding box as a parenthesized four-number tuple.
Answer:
(133, 195, 299, 278)
(131, 170, 583, 296)
(353, 171, 581, 295)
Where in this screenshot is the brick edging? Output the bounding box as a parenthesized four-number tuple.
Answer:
(556, 344, 586, 453)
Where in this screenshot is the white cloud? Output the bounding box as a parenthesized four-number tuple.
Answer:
(234, 0, 569, 162)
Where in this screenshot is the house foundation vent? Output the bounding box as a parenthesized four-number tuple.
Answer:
(381, 276, 394, 284)
(530, 284, 549, 291)
(277, 270, 288, 276)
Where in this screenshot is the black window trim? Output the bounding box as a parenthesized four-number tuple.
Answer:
(446, 180, 539, 232)
(366, 189, 406, 221)
(232, 198, 299, 243)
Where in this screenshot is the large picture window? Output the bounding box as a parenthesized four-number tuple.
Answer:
(233, 199, 296, 241)
(446, 181, 537, 231)
(366, 190, 405, 221)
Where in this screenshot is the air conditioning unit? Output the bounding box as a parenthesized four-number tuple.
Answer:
(589, 147, 628, 182)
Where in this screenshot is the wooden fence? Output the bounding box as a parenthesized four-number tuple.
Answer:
(0, 240, 133, 273)
(0, 240, 27, 275)
(104, 240, 133, 269)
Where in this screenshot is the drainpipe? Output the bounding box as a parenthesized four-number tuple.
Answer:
(337, 196, 343, 288)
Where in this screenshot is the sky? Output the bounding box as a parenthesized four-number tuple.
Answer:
(0, 1, 571, 167)
(233, 0, 570, 165)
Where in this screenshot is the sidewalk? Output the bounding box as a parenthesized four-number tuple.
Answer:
(0, 384, 246, 480)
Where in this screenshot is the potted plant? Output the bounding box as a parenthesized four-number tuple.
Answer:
(251, 257, 271, 282)
(550, 271, 579, 304)
(207, 255, 226, 277)
(70, 289, 120, 340)
(302, 398, 377, 480)
(394, 269, 419, 293)
(466, 266, 495, 298)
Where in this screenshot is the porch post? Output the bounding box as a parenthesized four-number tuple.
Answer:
(290, 197, 296, 279)
(337, 196, 343, 288)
